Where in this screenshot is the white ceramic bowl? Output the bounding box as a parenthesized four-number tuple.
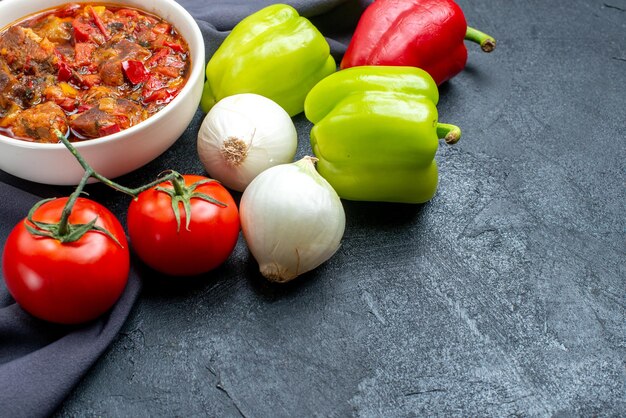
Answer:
(0, 0, 205, 185)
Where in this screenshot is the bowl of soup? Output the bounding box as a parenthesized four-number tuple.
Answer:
(0, 0, 205, 185)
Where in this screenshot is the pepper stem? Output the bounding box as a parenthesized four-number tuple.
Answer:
(465, 26, 496, 52)
(436, 123, 462, 145)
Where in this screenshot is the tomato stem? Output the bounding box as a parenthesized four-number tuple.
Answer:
(54, 131, 179, 197)
(29, 131, 225, 243)
(155, 176, 227, 232)
(23, 131, 184, 245)
(171, 173, 188, 196)
(57, 170, 92, 236)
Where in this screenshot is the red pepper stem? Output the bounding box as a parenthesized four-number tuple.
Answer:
(465, 26, 496, 53)
(436, 123, 462, 145)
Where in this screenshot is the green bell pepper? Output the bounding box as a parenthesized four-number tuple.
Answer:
(200, 4, 336, 116)
(304, 66, 461, 204)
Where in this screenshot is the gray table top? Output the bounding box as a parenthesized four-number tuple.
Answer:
(4, 0, 624, 416)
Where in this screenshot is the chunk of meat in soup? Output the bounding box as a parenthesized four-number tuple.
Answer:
(0, 26, 57, 75)
(11, 102, 68, 143)
(70, 98, 145, 138)
(98, 39, 150, 86)
(10, 75, 54, 108)
(0, 60, 20, 126)
(0, 59, 17, 94)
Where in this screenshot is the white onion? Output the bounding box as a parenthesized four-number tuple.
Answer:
(240, 157, 346, 283)
(197, 93, 298, 192)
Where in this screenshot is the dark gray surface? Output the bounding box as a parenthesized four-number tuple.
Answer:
(3, 0, 624, 416)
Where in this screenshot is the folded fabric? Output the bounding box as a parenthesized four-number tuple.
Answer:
(0, 1, 365, 416)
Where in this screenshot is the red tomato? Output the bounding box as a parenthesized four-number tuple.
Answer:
(2, 198, 130, 324)
(127, 175, 240, 276)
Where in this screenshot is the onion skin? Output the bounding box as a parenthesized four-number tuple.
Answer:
(197, 94, 297, 192)
(240, 157, 345, 283)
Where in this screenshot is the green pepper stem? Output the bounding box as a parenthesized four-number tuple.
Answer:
(465, 26, 496, 52)
(436, 123, 462, 145)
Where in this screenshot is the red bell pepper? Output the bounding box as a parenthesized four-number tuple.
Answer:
(152, 23, 171, 35)
(72, 18, 95, 43)
(122, 60, 150, 84)
(142, 88, 179, 105)
(57, 61, 72, 82)
(141, 75, 177, 104)
(77, 104, 93, 113)
(99, 123, 121, 136)
(57, 98, 77, 112)
(163, 41, 185, 53)
(90, 7, 110, 40)
(147, 48, 169, 67)
(341, 0, 496, 85)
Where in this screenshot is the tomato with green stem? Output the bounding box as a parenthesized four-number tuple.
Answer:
(2, 130, 238, 325)
(1, 132, 177, 323)
(2, 197, 129, 324)
(127, 174, 240, 276)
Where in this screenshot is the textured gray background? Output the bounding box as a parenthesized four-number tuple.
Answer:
(2, 0, 624, 416)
